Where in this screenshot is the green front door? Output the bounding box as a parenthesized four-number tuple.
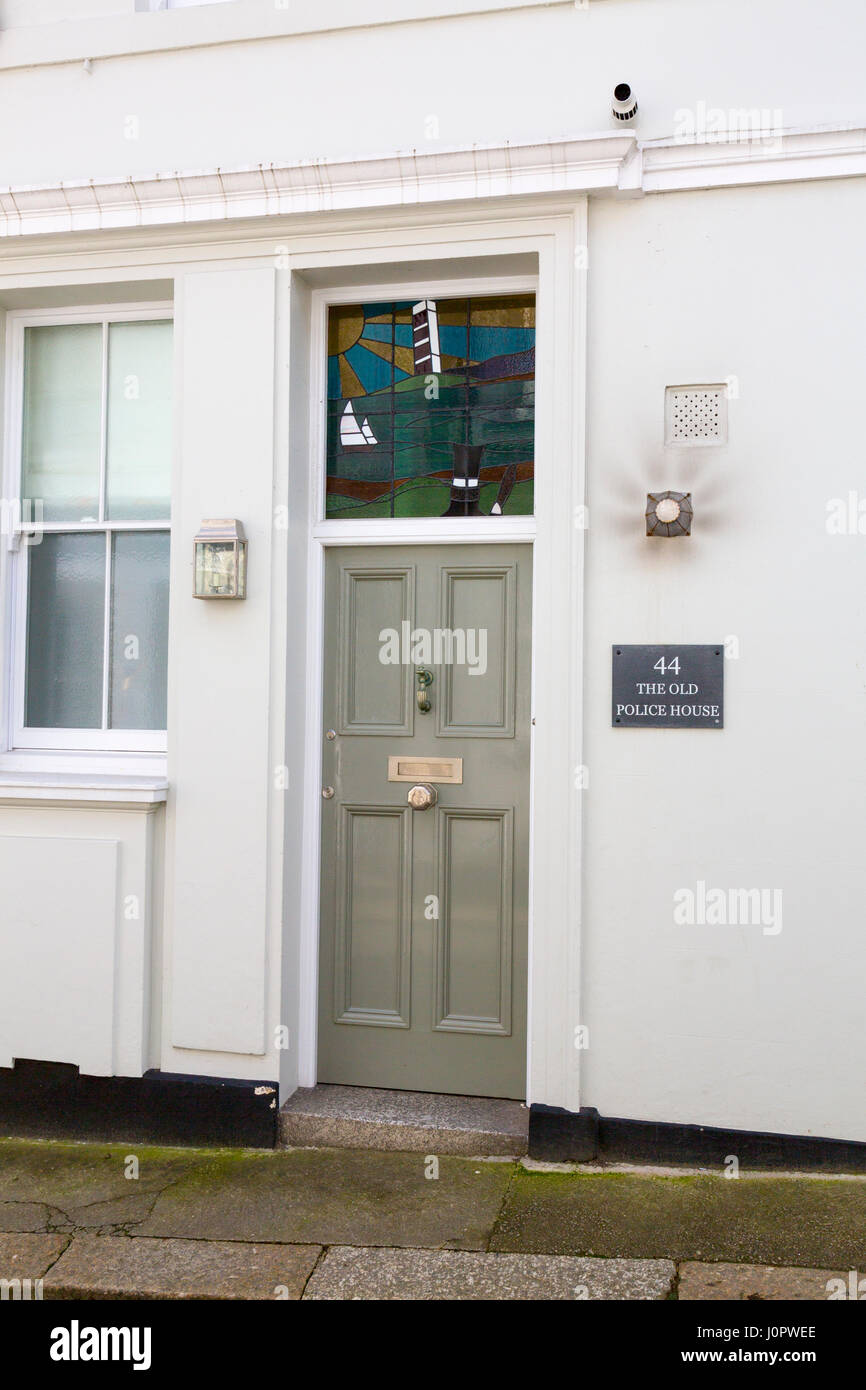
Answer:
(318, 543, 532, 1099)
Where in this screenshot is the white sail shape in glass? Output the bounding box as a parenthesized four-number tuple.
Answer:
(341, 401, 377, 450)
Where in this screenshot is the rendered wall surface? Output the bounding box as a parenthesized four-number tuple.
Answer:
(582, 177, 866, 1139)
(0, 0, 861, 186)
(167, 266, 276, 1059)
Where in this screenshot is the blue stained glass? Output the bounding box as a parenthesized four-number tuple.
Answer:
(344, 342, 409, 395)
(362, 323, 414, 347)
(363, 302, 411, 318)
(438, 325, 535, 360)
(327, 355, 342, 400)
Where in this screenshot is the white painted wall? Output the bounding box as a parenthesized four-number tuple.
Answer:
(0, 0, 863, 187)
(167, 267, 277, 1062)
(0, 0, 127, 24)
(583, 177, 866, 1140)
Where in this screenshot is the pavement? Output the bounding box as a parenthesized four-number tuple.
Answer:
(0, 1138, 863, 1300)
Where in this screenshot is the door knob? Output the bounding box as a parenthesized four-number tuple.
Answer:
(407, 783, 437, 810)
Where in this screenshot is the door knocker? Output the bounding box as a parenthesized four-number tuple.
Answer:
(416, 667, 433, 714)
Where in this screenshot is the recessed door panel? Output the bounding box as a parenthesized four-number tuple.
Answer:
(437, 565, 515, 736)
(338, 566, 414, 734)
(334, 805, 412, 1028)
(435, 808, 512, 1035)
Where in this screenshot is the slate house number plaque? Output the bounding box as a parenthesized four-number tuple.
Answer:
(612, 645, 723, 728)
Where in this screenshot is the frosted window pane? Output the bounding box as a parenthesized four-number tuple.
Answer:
(25, 533, 105, 728)
(22, 325, 102, 524)
(109, 531, 170, 730)
(106, 320, 172, 521)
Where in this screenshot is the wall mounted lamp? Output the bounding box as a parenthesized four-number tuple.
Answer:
(193, 519, 247, 598)
(646, 492, 692, 537)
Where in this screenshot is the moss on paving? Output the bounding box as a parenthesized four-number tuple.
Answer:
(2, 1139, 865, 1267)
(136, 1147, 516, 1249)
(490, 1169, 866, 1268)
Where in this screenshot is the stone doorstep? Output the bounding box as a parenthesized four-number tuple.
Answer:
(279, 1084, 529, 1156)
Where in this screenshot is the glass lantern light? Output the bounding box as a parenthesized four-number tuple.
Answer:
(193, 519, 247, 598)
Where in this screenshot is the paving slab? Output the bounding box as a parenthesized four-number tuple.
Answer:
(304, 1246, 675, 1300)
(0, 1139, 199, 1232)
(491, 1171, 866, 1267)
(280, 1085, 528, 1156)
(678, 1261, 849, 1301)
(0, 1232, 68, 1287)
(43, 1235, 320, 1301)
(0, 1201, 52, 1233)
(140, 1148, 513, 1249)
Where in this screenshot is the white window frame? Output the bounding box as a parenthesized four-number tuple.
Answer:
(2, 303, 173, 760)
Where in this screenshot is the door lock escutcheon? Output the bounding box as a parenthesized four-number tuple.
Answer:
(407, 783, 437, 811)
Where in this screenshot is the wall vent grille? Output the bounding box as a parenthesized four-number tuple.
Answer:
(665, 385, 727, 446)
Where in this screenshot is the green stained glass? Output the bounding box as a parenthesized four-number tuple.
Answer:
(325, 294, 535, 519)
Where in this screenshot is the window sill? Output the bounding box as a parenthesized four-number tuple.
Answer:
(0, 772, 167, 808)
(0, 748, 167, 808)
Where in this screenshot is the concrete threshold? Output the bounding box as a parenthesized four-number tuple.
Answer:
(278, 1084, 528, 1156)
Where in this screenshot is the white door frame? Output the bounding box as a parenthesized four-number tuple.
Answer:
(293, 204, 587, 1112)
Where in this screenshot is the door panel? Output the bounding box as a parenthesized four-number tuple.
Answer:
(319, 542, 532, 1099)
(437, 565, 515, 736)
(338, 566, 414, 733)
(334, 805, 412, 1028)
(434, 808, 513, 1035)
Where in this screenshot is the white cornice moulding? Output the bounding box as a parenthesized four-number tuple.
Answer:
(642, 124, 866, 191)
(0, 127, 863, 240)
(0, 135, 636, 238)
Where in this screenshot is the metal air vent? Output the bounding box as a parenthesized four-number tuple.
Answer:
(665, 385, 727, 446)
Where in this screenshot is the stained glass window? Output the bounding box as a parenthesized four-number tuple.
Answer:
(325, 294, 535, 518)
